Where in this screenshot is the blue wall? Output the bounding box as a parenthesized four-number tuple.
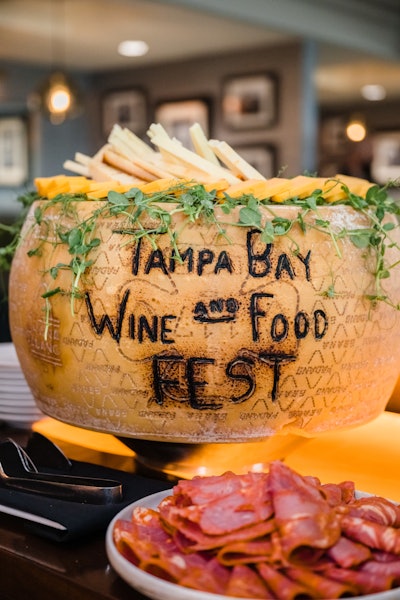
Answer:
(0, 62, 93, 218)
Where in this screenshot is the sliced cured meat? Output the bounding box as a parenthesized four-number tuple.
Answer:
(173, 518, 276, 552)
(161, 470, 272, 535)
(178, 556, 231, 594)
(320, 480, 355, 506)
(172, 470, 245, 505)
(217, 539, 274, 565)
(346, 495, 400, 527)
(340, 515, 400, 554)
(268, 461, 341, 562)
(225, 564, 274, 598)
(257, 562, 312, 599)
(323, 565, 395, 595)
(285, 565, 358, 598)
(114, 508, 209, 582)
(327, 535, 371, 567)
(112, 460, 400, 599)
(361, 558, 400, 581)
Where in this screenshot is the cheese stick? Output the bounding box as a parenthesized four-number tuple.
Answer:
(63, 159, 90, 177)
(103, 149, 157, 182)
(75, 152, 92, 166)
(89, 160, 139, 185)
(208, 139, 266, 181)
(148, 128, 240, 184)
(189, 123, 220, 166)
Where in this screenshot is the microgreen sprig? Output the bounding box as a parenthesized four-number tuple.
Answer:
(4, 177, 400, 339)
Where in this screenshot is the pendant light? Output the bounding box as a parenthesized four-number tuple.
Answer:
(39, 70, 79, 125)
(346, 116, 367, 142)
(37, 0, 80, 124)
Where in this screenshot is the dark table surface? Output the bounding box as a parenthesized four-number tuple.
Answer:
(0, 424, 170, 600)
(2, 411, 400, 600)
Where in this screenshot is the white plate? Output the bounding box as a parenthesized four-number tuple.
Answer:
(0, 343, 20, 367)
(0, 399, 37, 408)
(0, 395, 35, 403)
(0, 376, 28, 383)
(106, 490, 400, 600)
(0, 389, 32, 397)
(0, 375, 30, 383)
(0, 404, 42, 419)
(0, 412, 42, 421)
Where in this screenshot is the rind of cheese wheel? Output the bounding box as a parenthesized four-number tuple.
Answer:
(89, 159, 140, 185)
(111, 146, 172, 181)
(331, 174, 374, 198)
(87, 182, 133, 199)
(103, 149, 158, 182)
(34, 174, 231, 200)
(34, 175, 134, 199)
(225, 178, 290, 200)
(139, 178, 183, 194)
(154, 149, 221, 183)
(35, 175, 93, 198)
(225, 175, 376, 203)
(270, 175, 327, 202)
(34, 173, 377, 203)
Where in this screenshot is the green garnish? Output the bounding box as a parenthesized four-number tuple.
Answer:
(3, 178, 400, 339)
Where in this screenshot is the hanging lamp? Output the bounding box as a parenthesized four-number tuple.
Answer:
(36, 0, 80, 124)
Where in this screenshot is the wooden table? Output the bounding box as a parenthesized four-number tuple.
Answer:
(1, 412, 400, 600)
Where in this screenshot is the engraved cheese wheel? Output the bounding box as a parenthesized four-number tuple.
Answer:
(8, 199, 400, 443)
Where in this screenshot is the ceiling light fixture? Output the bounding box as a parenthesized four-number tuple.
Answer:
(361, 84, 386, 101)
(346, 119, 367, 142)
(38, 71, 79, 124)
(118, 40, 149, 57)
(34, 0, 80, 125)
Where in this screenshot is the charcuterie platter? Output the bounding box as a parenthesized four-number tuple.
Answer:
(106, 461, 400, 600)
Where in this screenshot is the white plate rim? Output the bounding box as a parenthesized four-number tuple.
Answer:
(106, 489, 400, 600)
(0, 400, 38, 407)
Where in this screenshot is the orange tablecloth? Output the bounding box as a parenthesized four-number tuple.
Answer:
(285, 411, 400, 502)
(33, 411, 400, 502)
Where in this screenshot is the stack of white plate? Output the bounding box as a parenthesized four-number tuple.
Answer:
(0, 342, 43, 429)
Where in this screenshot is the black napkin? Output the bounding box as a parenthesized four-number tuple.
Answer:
(0, 459, 172, 542)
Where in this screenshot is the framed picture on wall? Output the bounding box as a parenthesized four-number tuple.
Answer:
(235, 145, 276, 178)
(222, 73, 278, 130)
(154, 98, 210, 150)
(371, 131, 400, 185)
(102, 88, 147, 138)
(0, 116, 29, 187)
